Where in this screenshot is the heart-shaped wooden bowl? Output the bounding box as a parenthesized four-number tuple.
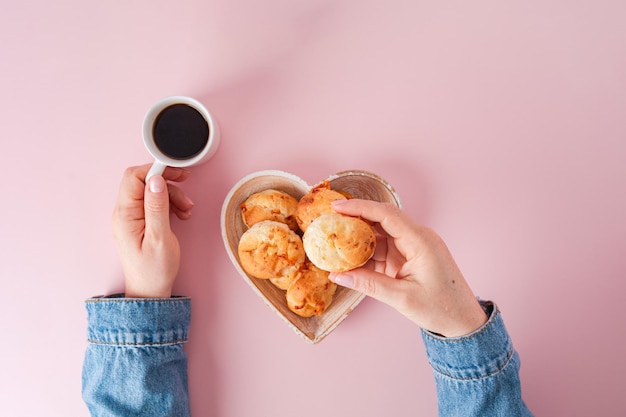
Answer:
(221, 170, 401, 344)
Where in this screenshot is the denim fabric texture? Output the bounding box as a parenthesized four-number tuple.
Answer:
(422, 302, 534, 417)
(82, 296, 532, 417)
(82, 295, 191, 417)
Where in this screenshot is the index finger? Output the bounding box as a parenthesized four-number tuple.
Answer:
(137, 163, 191, 183)
(332, 199, 432, 261)
(331, 199, 418, 240)
(115, 164, 191, 219)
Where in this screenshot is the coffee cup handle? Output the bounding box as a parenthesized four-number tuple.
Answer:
(146, 160, 167, 181)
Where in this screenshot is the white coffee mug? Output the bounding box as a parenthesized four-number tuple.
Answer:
(142, 95, 220, 180)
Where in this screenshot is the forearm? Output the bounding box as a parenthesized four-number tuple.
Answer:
(422, 301, 533, 417)
(82, 295, 192, 417)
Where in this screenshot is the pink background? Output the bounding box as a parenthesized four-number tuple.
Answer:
(1, 1, 625, 416)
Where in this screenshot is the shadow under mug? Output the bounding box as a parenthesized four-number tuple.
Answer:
(143, 95, 220, 180)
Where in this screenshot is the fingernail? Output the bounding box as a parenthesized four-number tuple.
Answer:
(330, 273, 354, 288)
(331, 199, 348, 206)
(149, 176, 166, 193)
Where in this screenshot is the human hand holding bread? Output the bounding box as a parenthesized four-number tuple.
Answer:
(328, 199, 488, 337)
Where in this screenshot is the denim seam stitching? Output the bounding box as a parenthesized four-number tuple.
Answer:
(87, 339, 188, 346)
(430, 348, 514, 382)
(85, 298, 191, 304)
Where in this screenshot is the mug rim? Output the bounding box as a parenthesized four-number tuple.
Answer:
(142, 95, 219, 167)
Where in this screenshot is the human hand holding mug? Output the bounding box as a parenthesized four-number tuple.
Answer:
(143, 96, 220, 180)
(112, 164, 194, 298)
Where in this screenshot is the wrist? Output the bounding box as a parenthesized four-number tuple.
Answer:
(124, 292, 173, 298)
(436, 299, 490, 338)
(124, 283, 173, 298)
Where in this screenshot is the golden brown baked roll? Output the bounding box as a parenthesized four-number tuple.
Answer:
(286, 263, 337, 317)
(269, 270, 299, 290)
(295, 182, 347, 232)
(302, 212, 376, 272)
(238, 220, 305, 279)
(240, 189, 299, 231)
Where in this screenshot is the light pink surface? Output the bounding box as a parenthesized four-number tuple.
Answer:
(1, 1, 625, 416)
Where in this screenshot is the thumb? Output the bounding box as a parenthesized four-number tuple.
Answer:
(144, 175, 172, 238)
(330, 268, 407, 307)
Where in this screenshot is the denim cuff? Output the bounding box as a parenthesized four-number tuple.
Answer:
(421, 301, 514, 380)
(85, 295, 191, 346)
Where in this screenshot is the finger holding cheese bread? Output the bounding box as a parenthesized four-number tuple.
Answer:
(328, 199, 488, 338)
(302, 212, 376, 272)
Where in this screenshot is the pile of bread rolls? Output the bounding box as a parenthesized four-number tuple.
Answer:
(237, 182, 376, 317)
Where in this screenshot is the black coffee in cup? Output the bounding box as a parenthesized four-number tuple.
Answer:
(153, 103, 209, 160)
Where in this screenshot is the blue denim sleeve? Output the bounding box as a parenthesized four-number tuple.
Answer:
(421, 301, 534, 417)
(82, 295, 192, 417)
